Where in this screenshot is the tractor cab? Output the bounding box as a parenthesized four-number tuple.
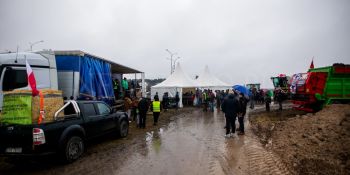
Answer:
(271, 74, 290, 92)
(271, 74, 291, 101)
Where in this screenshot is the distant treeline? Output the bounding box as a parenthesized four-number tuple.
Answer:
(145, 78, 165, 91)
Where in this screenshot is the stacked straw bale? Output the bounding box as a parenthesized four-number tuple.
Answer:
(3, 89, 64, 124)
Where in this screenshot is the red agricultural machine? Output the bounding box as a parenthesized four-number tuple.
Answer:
(291, 63, 350, 112)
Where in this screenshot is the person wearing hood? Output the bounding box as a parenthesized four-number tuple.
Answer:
(221, 92, 240, 137)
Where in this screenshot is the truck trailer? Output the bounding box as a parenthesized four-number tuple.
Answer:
(0, 50, 144, 111)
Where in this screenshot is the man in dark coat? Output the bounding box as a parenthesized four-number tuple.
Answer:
(238, 93, 248, 135)
(162, 92, 169, 111)
(265, 92, 271, 112)
(175, 92, 180, 110)
(275, 89, 284, 110)
(138, 97, 149, 128)
(154, 92, 159, 100)
(221, 93, 240, 137)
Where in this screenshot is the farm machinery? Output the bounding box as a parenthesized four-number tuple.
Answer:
(270, 74, 291, 101)
(291, 63, 350, 112)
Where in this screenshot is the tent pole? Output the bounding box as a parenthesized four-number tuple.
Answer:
(141, 73, 146, 98)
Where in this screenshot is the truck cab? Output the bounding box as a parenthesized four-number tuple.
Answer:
(0, 51, 58, 111)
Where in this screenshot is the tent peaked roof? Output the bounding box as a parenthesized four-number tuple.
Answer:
(195, 65, 231, 87)
(153, 63, 196, 88)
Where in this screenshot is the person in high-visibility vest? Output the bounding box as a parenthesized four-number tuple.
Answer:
(202, 90, 208, 112)
(150, 95, 162, 126)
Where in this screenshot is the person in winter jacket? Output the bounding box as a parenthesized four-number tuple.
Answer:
(138, 97, 149, 128)
(275, 88, 284, 110)
(175, 92, 180, 110)
(162, 92, 169, 111)
(221, 93, 240, 137)
(238, 93, 248, 135)
(124, 95, 133, 121)
(265, 92, 272, 112)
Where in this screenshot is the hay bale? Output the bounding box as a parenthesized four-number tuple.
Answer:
(32, 92, 64, 124)
(2, 89, 64, 124)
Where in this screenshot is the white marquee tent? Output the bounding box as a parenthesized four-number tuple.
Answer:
(151, 64, 232, 108)
(195, 65, 231, 89)
(151, 63, 196, 107)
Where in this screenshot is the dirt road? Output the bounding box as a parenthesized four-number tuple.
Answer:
(0, 107, 290, 175)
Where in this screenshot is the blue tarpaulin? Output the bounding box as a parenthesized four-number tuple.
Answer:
(56, 55, 80, 71)
(56, 54, 115, 104)
(79, 55, 114, 104)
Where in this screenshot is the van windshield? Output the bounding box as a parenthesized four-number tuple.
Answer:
(2, 68, 28, 91)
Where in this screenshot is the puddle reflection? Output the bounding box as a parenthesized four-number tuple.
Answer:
(145, 128, 164, 154)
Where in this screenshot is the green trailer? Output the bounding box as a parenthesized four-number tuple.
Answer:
(292, 63, 350, 112)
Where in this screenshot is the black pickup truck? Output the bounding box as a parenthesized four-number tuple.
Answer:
(0, 100, 129, 163)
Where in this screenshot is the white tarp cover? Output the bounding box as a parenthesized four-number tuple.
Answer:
(151, 63, 196, 107)
(195, 65, 231, 89)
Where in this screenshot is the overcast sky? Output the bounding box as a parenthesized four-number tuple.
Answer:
(1, 0, 349, 88)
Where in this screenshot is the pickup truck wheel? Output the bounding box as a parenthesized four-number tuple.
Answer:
(63, 136, 84, 163)
(118, 120, 128, 138)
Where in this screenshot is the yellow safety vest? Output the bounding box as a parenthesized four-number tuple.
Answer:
(203, 93, 207, 100)
(113, 80, 118, 90)
(153, 101, 161, 112)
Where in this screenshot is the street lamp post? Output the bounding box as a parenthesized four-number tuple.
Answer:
(165, 49, 177, 74)
(173, 56, 181, 73)
(29, 40, 44, 51)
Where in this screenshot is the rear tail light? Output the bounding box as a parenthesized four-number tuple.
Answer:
(33, 128, 46, 145)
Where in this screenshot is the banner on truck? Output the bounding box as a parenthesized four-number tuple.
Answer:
(0, 94, 32, 125)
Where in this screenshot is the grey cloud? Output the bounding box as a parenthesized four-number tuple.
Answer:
(1, 0, 349, 88)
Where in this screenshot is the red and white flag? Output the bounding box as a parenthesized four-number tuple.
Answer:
(25, 58, 39, 96)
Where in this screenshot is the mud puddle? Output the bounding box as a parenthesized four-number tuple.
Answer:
(0, 106, 290, 175)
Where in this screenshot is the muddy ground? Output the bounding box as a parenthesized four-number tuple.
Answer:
(0, 106, 292, 175)
(250, 104, 350, 175)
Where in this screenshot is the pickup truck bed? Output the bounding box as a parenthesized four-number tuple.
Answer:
(0, 100, 129, 163)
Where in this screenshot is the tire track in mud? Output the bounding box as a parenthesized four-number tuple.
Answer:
(243, 141, 291, 175)
(204, 116, 223, 175)
(203, 108, 292, 175)
(241, 109, 292, 175)
(199, 111, 233, 175)
(205, 137, 227, 175)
